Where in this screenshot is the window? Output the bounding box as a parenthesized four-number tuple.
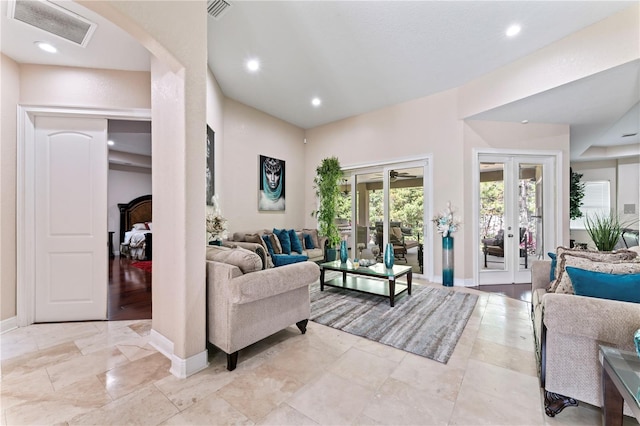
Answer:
(570, 180, 610, 229)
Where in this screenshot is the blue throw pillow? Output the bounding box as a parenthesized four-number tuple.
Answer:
(273, 228, 291, 254)
(304, 233, 315, 249)
(548, 252, 557, 282)
(262, 235, 275, 256)
(272, 254, 308, 267)
(565, 266, 640, 303)
(289, 229, 304, 254)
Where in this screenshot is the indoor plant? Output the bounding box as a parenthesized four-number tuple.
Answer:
(584, 211, 629, 251)
(569, 168, 585, 221)
(312, 156, 343, 261)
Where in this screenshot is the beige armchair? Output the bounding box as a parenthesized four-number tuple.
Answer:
(206, 257, 320, 370)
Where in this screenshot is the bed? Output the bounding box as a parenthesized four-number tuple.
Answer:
(118, 194, 153, 260)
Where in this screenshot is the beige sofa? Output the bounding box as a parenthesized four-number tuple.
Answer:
(531, 259, 640, 417)
(226, 228, 327, 267)
(206, 245, 320, 370)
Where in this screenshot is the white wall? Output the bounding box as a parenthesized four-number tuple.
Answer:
(618, 157, 640, 229)
(108, 168, 153, 251)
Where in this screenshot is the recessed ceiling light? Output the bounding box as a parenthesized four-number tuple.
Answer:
(311, 97, 321, 107)
(246, 59, 260, 72)
(506, 24, 521, 37)
(107, 140, 115, 146)
(35, 41, 57, 53)
(521, 119, 529, 124)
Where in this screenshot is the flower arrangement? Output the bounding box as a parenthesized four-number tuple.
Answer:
(206, 195, 227, 242)
(432, 201, 461, 237)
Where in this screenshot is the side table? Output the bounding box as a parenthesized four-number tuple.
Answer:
(599, 345, 640, 426)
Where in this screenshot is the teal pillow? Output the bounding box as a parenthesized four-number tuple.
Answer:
(304, 233, 315, 249)
(548, 252, 557, 282)
(272, 254, 308, 267)
(262, 235, 275, 256)
(565, 267, 640, 303)
(273, 228, 291, 254)
(289, 229, 304, 254)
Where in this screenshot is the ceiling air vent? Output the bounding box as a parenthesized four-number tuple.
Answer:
(7, 0, 97, 47)
(207, 0, 231, 20)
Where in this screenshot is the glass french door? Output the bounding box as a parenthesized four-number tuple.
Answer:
(345, 160, 428, 276)
(477, 154, 555, 284)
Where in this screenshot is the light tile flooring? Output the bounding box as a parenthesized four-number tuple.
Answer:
(1, 279, 636, 425)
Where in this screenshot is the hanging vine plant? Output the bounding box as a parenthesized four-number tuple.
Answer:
(569, 168, 585, 220)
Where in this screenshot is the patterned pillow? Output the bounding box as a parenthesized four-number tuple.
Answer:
(553, 255, 640, 295)
(548, 247, 637, 292)
(268, 233, 283, 254)
(206, 246, 263, 273)
(245, 233, 269, 253)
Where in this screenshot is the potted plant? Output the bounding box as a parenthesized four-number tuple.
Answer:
(584, 211, 626, 251)
(312, 156, 343, 261)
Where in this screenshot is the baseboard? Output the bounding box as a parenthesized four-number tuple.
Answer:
(433, 275, 473, 287)
(150, 329, 209, 378)
(149, 328, 174, 360)
(170, 349, 209, 379)
(0, 316, 18, 334)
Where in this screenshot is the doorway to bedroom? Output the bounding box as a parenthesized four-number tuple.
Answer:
(107, 119, 152, 320)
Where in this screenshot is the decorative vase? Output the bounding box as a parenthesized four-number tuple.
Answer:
(384, 243, 394, 269)
(635, 329, 640, 358)
(442, 235, 454, 286)
(340, 240, 348, 263)
(209, 240, 222, 246)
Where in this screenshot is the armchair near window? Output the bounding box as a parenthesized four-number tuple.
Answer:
(375, 222, 419, 261)
(483, 228, 528, 268)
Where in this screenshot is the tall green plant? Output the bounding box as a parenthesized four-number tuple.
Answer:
(312, 157, 343, 247)
(570, 168, 585, 220)
(584, 211, 625, 251)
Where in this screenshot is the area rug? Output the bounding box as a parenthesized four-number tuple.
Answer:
(131, 261, 152, 273)
(310, 280, 478, 364)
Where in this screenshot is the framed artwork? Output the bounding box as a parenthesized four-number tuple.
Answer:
(206, 125, 215, 205)
(258, 155, 285, 211)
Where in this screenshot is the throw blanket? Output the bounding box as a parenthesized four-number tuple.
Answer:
(125, 229, 150, 248)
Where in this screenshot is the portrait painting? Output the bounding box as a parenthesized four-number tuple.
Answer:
(258, 155, 285, 211)
(206, 125, 215, 206)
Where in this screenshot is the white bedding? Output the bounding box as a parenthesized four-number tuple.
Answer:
(123, 228, 151, 260)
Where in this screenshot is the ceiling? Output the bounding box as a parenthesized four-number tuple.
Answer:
(2, 1, 638, 162)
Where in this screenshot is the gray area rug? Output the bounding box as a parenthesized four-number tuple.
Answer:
(310, 280, 478, 364)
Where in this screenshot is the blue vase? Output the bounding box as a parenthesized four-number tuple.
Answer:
(340, 240, 348, 263)
(384, 243, 394, 269)
(634, 329, 640, 358)
(442, 235, 454, 286)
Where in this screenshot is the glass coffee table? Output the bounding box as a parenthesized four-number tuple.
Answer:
(599, 345, 640, 425)
(319, 260, 412, 307)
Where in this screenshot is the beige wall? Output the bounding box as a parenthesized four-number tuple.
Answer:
(222, 98, 306, 232)
(1, 54, 20, 322)
(20, 65, 150, 109)
(617, 157, 640, 229)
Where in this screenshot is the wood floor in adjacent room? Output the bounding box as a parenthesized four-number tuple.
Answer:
(108, 257, 152, 321)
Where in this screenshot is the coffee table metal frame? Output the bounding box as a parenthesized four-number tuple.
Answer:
(319, 260, 412, 307)
(599, 345, 640, 426)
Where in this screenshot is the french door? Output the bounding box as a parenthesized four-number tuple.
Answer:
(477, 154, 556, 285)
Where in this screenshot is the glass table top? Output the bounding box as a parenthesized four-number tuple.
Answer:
(600, 345, 640, 408)
(320, 260, 412, 278)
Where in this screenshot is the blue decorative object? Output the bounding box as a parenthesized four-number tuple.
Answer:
(565, 267, 640, 303)
(634, 329, 640, 358)
(340, 240, 348, 263)
(272, 254, 308, 267)
(273, 228, 292, 254)
(209, 240, 222, 246)
(384, 243, 394, 269)
(548, 252, 557, 282)
(303, 233, 315, 249)
(442, 235, 454, 286)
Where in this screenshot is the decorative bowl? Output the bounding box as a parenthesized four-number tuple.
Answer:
(358, 259, 376, 267)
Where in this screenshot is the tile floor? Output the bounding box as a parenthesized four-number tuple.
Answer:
(1, 279, 636, 425)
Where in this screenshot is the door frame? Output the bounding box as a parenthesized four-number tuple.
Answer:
(342, 155, 433, 280)
(17, 105, 151, 327)
(472, 148, 564, 285)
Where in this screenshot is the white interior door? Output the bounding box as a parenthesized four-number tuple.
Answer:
(34, 116, 108, 322)
(477, 154, 555, 285)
